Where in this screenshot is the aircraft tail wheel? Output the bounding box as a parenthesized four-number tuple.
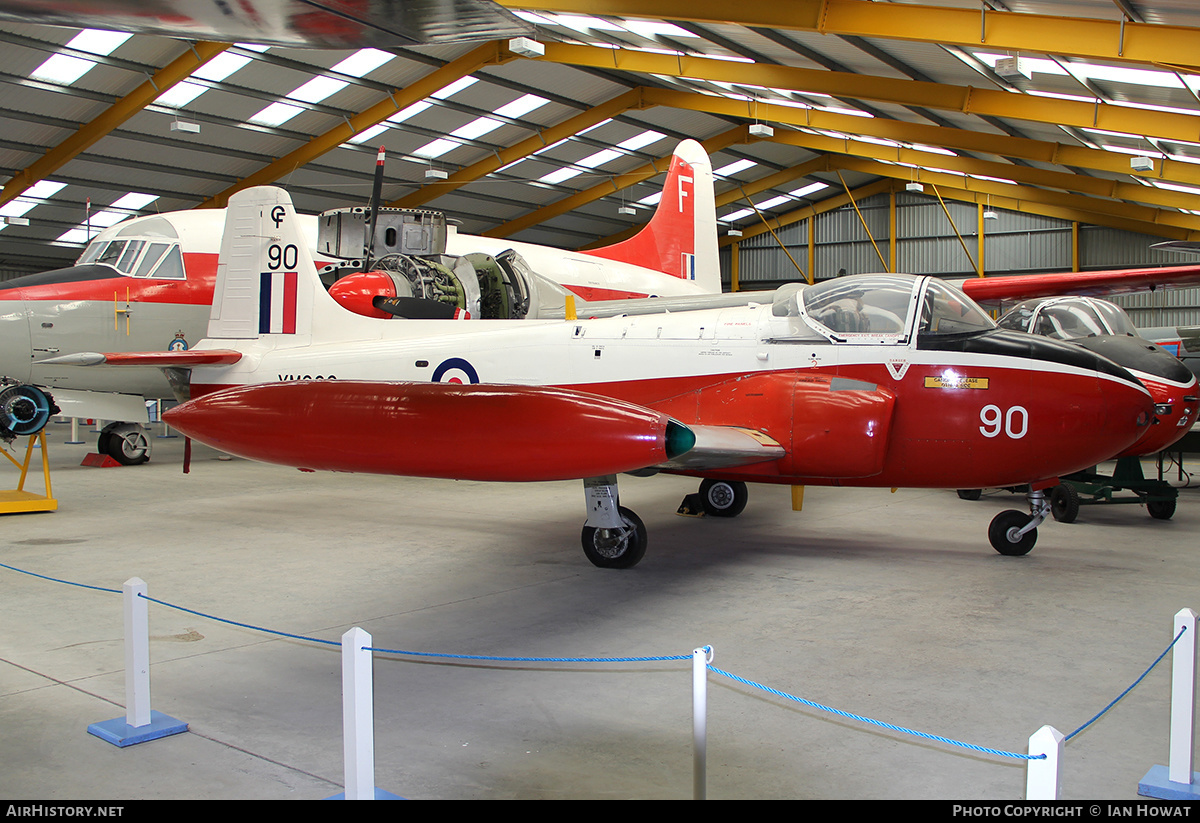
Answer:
(1050, 484, 1080, 523)
(0, 384, 57, 440)
(699, 479, 748, 518)
(988, 510, 1037, 556)
(581, 506, 647, 569)
(99, 422, 151, 466)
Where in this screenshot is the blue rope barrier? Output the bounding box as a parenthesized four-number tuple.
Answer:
(0, 560, 121, 594)
(707, 664, 1043, 761)
(0, 559, 1187, 764)
(1064, 624, 1188, 743)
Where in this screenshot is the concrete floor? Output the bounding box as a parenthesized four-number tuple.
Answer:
(1, 422, 1197, 800)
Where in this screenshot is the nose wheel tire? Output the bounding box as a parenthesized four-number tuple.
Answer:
(98, 423, 151, 466)
(698, 479, 748, 518)
(581, 506, 647, 569)
(988, 510, 1037, 556)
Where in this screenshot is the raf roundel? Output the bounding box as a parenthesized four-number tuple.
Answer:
(431, 357, 479, 385)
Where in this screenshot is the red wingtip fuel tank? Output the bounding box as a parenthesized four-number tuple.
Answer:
(163, 380, 695, 482)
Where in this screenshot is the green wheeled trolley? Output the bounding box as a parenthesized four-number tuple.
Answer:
(1048, 457, 1177, 523)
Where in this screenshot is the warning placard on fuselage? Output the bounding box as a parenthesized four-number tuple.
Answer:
(924, 375, 990, 390)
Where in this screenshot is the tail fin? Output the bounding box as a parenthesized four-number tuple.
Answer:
(583, 139, 720, 294)
(208, 186, 323, 340)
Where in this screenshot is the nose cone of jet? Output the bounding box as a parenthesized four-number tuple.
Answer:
(1068, 335, 1199, 456)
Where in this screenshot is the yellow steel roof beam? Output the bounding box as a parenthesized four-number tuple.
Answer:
(1, 41, 230, 209)
(641, 88, 1200, 190)
(833, 155, 1200, 238)
(503, 1, 1200, 71)
(201, 42, 513, 209)
(766, 129, 1200, 214)
(529, 44, 1200, 146)
(483, 126, 748, 239)
(388, 87, 647, 210)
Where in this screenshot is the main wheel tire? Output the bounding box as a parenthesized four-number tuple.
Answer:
(956, 489, 982, 501)
(581, 506, 647, 569)
(988, 510, 1037, 556)
(100, 423, 151, 466)
(1147, 498, 1176, 520)
(698, 479, 748, 518)
(1050, 484, 1080, 524)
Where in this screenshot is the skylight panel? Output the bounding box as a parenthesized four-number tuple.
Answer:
(432, 76, 479, 99)
(0, 180, 66, 230)
(289, 75, 348, 104)
(620, 20, 699, 39)
(413, 138, 459, 159)
(618, 130, 666, 152)
(714, 159, 756, 177)
(547, 14, 625, 33)
(755, 195, 792, 210)
(638, 191, 662, 206)
(249, 101, 304, 127)
(790, 182, 829, 198)
(155, 46, 264, 108)
(30, 29, 132, 85)
(495, 93, 549, 120)
(332, 49, 393, 78)
(722, 208, 754, 222)
(55, 191, 158, 245)
(539, 167, 583, 185)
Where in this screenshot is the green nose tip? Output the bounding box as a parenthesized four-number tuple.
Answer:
(665, 420, 696, 460)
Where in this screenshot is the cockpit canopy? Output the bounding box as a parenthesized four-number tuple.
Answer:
(75, 217, 186, 280)
(782, 274, 995, 344)
(997, 296, 1137, 340)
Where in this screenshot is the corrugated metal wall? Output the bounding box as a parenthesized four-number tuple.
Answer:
(723, 193, 1200, 327)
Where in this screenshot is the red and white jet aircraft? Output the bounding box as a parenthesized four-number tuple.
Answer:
(50, 185, 1160, 566)
(0, 140, 719, 462)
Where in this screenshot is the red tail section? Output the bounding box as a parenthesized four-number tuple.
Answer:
(583, 140, 720, 294)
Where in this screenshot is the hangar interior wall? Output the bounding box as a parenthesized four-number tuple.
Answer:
(721, 192, 1200, 328)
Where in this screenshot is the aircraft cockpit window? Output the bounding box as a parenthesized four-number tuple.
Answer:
(95, 240, 127, 267)
(800, 275, 914, 343)
(1037, 302, 1109, 339)
(147, 245, 185, 280)
(116, 240, 145, 273)
(918, 279, 996, 337)
(1092, 300, 1138, 336)
(132, 243, 170, 278)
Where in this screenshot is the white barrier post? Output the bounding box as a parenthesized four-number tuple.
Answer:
(693, 646, 709, 800)
(1170, 608, 1197, 785)
(66, 417, 83, 444)
(1140, 608, 1200, 799)
(125, 577, 151, 728)
(342, 627, 375, 800)
(1026, 725, 1064, 800)
(86, 577, 187, 746)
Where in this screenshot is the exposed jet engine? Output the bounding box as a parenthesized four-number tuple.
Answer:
(0, 382, 58, 444)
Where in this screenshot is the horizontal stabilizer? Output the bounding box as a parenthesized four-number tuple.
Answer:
(38, 350, 243, 367)
(959, 264, 1200, 306)
(654, 425, 785, 470)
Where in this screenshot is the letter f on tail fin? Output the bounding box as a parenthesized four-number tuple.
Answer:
(208, 186, 321, 340)
(583, 139, 720, 294)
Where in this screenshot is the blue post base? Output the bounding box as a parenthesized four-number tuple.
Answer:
(87, 711, 188, 748)
(1138, 764, 1200, 800)
(325, 788, 403, 799)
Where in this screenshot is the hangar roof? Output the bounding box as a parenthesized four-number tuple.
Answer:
(1, 0, 1199, 272)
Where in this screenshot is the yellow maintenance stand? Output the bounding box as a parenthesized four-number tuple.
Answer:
(0, 431, 56, 513)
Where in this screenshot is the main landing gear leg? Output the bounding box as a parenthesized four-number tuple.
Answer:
(580, 475, 647, 569)
(988, 488, 1050, 556)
